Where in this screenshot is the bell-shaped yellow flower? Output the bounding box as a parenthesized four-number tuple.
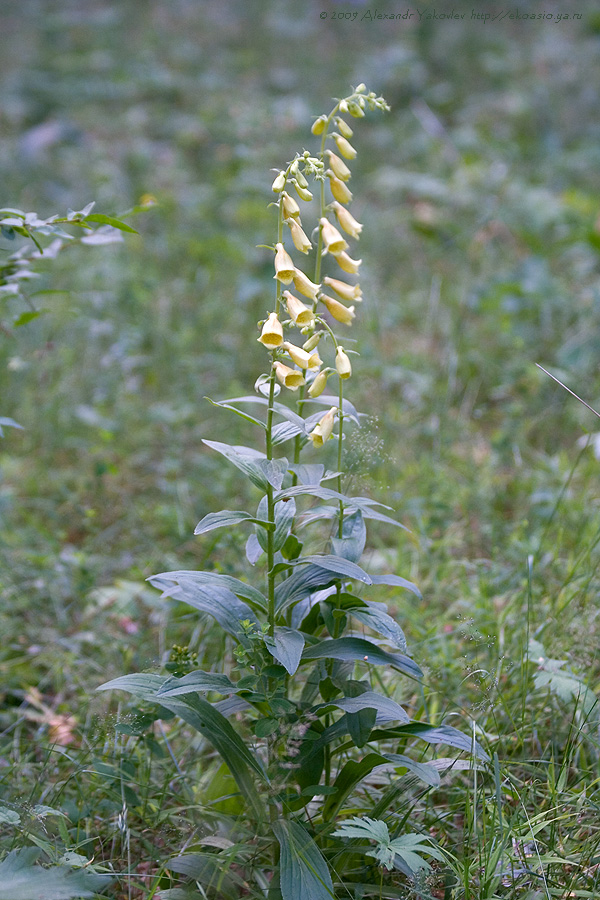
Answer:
(335, 346, 352, 379)
(282, 341, 322, 371)
(320, 294, 356, 325)
(272, 171, 286, 193)
(273, 361, 305, 391)
(332, 202, 363, 239)
(334, 251, 362, 274)
(326, 150, 352, 182)
(328, 174, 353, 205)
(320, 218, 348, 256)
(273, 242, 295, 284)
(257, 312, 284, 349)
(281, 191, 301, 220)
(287, 219, 312, 254)
(334, 134, 357, 159)
(309, 406, 337, 447)
(293, 268, 320, 300)
(308, 370, 329, 398)
(284, 291, 315, 327)
(323, 276, 362, 302)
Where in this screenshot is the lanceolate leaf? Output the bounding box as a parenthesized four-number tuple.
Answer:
(315, 692, 409, 724)
(273, 820, 335, 900)
(286, 554, 373, 584)
(383, 753, 441, 787)
(194, 510, 274, 536)
(157, 671, 237, 698)
(287, 463, 324, 485)
(370, 722, 489, 761)
(97, 673, 167, 700)
(330, 510, 366, 563)
(371, 573, 421, 598)
(347, 601, 407, 651)
(202, 440, 270, 492)
(275, 565, 340, 612)
(324, 753, 390, 820)
(205, 397, 266, 429)
(84, 212, 138, 232)
(302, 638, 423, 679)
(265, 627, 305, 676)
(149, 570, 267, 612)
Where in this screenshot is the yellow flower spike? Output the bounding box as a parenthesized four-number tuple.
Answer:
(282, 341, 322, 371)
(302, 331, 321, 351)
(328, 174, 353, 205)
(320, 294, 356, 325)
(323, 275, 362, 302)
(272, 171, 286, 193)
(309, 406, 337, 447)
(273, 242, 295, 284)
(311, 115, 328, 135)
(308, 370, 329, 398)
(292, 268, 321, 300)
(293, 181, 313, 202)
(336, 346, 352, 379)
(334, 251, 362, 274)
(283, 290, 315, 327)
(332, 202, 363, 239)
(287, 218, 312, 254)
(334, 134, 357, 159)
(326, 150, 352, 182)
(257, 312, 284, 349)
(273, 361, 305, 391)
(336, 118, 354, 139)
(320, 218, 349, 255)
(281, 191, 301, 220)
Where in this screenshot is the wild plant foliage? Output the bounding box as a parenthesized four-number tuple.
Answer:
(100, 86, 486, 898)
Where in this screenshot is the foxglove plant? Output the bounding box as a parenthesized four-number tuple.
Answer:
(100, 86, 486, 898)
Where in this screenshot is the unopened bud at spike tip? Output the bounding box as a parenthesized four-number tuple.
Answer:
(311, 115, 327, 135)
(336, 118, 353, 139)
(281, 191, 301, 220)
(293, 181, 313, 202)
(257, 312, 283, 349)
(302, 331, 322, 352)
(308, 370, 328, 398)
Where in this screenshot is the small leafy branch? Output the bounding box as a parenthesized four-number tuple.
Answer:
(99, 85, 487, 897)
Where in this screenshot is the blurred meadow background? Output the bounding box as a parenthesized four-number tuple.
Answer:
(3, 0, 600, 895)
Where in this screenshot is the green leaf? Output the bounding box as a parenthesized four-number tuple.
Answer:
(273, 820, 335, 900)
(157, 671, 236, 698)
(345, 600, 407, 651)
(265, 627, 305, 675)
(302, 638, 423, 679)
(205, 397, 266, 429)
(168, 853, 241, 900)
(84, 213, 138, 233)
(275, 564, 340, 612)
(330, 510, 366, 563)
(332, 817, 443, 875)
(370, 722, 489, 761)
(383, 753, 440, 787)
(371, 574, 421, 599)
(342, 679, 377, 748)
(287, 463, 325, 485)
(0, 417, 23, 437)
(97, 673, 168, 700)
(13, 310, 43, 327)
(324, 753, 389, 819)
(315, 691, 409, 723)
(253, 717, 280, 737)
(149, 569, 267, 611)
(0, 848, 111, 900)
(194, 510, 274, 536)
(287, 554, 373, 584)
(0, 807, 20, 825)
(203, 440, 270, 491)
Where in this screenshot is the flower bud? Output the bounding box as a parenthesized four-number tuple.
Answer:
(295, 170, 308, 189)
(328, 174, 353, 205)
(273, 242, 295, 284)
(334, 251, 361, 274)
(287, 218, 312, 254)
(332, 202, 363, 239)
(336, 118, 353, 139)
(282, 341, 321, 371)
(293, 268, 321, 300)
(320, 294, 356, 325)
(293, 181, 313, 202)
(283, 291, 315, 327)
(338, 100, 349, 114)
(273, 361, 305, 391)
(309, 406, 337, 447)
(333, 134, 357, 160)
(257, 312, 284, 349)
(308, 370, 328, 398)
(281, 191, 301, 219)
(272, 171, 286, 193)
(323, 276, 362, 302)
(311, 115, 328, 135)
(326, 150, 352, 182)
(335, 346, 352, 379)
(320, 218, 348, 255)
(302, 331, 321, 351)
(347, 102, 365, 118)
